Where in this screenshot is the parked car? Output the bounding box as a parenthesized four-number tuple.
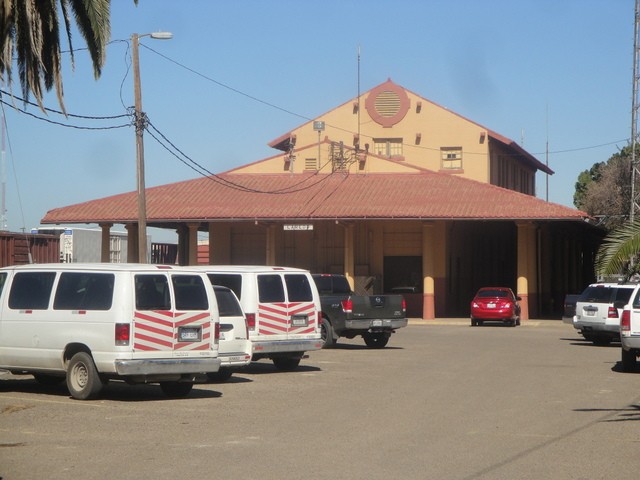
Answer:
(573, 282, 635, 345)
(616, 282, 640, 371)
(470, 287, 521, 327)
(312, 274, 407, 348)
(562, 294, 580, 324)
(208, 285, 252, 382)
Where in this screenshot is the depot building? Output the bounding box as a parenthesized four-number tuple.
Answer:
(41, 79, 600, 320)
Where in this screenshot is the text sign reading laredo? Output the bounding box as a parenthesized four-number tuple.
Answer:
(283, 224, 314, 231)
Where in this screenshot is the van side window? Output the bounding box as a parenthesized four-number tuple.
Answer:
(9, 272, 56, 310)
(208, 274, 242, 299)
(135, 275, 170, 310)
(54, 272, 114, 311)
(0, 272, 7, 297)
(258, 274, 285, 303)
(285, 274, 313, 302)
(172, 275, 208, 310)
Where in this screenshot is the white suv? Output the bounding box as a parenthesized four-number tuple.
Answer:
(618, 283, 640, 371)
(573, 282, 636, 345)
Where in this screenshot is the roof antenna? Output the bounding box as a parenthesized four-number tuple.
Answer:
(357, 45, 361, 152)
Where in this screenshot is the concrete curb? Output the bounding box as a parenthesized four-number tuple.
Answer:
(408, 318, 568, 327)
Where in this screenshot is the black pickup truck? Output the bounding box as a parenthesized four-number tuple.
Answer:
(312, 274, 408, 348)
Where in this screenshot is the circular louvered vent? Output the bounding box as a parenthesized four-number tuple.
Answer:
(365, 80, 410, 127)
(374, 90, 401, 118)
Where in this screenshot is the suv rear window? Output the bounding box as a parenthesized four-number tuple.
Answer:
(579, 286, 633, 304)
(213, 287, 243, 317)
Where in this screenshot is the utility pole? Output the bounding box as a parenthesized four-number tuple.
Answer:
(631, 0, 640, 222)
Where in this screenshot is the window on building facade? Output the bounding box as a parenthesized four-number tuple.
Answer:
(440, 147, 463, 169)
(373, 138, 403, 158)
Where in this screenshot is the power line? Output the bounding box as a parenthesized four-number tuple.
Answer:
(143, 44, 629, 159)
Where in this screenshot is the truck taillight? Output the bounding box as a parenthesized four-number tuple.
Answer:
(214, 321, 220, 344)
(621, 309, 631, 333)
(402, 297, 407, 313)
(608, 306, 619, 318)
(115, 323, 130, 346)
(246, 313, 256, 331)
(341, 299, 353, 313)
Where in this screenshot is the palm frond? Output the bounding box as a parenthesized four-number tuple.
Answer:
(595, 219, 640, 276)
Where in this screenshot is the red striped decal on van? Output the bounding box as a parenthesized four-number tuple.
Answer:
(133, 310, 212, 352)
(257, 302, 317, 335)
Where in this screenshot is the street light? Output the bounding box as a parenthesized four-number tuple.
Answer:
(131, 31, 172, 263)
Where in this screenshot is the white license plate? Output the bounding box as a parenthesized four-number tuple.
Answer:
(291, 315, 308, 327)
(372, 319, 383, 327)
(178, 326, 201, 342)
(487, 303, 496, 309)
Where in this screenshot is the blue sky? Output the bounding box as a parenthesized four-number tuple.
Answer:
(0, 0, 634, 241)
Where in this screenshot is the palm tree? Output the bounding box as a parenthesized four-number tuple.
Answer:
(0, 0, 135, 112)
(595, 219, 640, 279)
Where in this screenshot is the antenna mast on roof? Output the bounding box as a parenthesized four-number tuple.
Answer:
(1, 115, 7, 231)
(357, 45, 361, 152)
(631, 0, 640, 222)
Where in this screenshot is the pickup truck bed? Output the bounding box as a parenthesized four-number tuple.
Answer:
(312, 274, 408, 348)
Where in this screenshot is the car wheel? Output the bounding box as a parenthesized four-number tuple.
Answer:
(159, 381, 194, 398)
(363, 332, 390, 348)
(321, 317, 336, 348)
(621, 348, 637, 372)
(66, 352, 103, 400)
(272, 356, 301, 371)
(471, 318, 477, 326)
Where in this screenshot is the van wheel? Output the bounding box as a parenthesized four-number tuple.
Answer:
(33, 373, 65, 386)
(160, 381, 193, 398)
(66, 352, 103, 400)
(621, 349, 637, 372)
(363, 332, 389, 348)
(206, 370, 233, 382)
(321, 317, 336, 348)
(272, 356, 301, 371)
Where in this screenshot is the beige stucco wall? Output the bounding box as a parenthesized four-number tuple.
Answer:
(232, 83, 493, 183)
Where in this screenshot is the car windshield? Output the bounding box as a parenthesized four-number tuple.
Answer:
(477, 289, 509, 298)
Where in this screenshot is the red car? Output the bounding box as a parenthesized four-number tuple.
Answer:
(470, 287, 521, 327)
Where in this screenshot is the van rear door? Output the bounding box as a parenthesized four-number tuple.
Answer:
(133, 273, 214, 356)
(256, 273, 318, 339)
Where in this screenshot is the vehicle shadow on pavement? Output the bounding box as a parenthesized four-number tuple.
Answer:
(0, 375, 224, 401)
(574, 404, 640, 422)
(329, 343, 404, 351)
(241, 362, 322, 375)
(610, 362, 640, 374)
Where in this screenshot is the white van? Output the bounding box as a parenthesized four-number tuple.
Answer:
(0, 263, 221, 399)
(199, 266, 323, 370)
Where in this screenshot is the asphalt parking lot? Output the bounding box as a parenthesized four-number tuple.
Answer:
(2, 320, 640, 480)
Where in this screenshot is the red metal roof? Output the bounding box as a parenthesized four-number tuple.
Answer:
(41, 171, 587, 225)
